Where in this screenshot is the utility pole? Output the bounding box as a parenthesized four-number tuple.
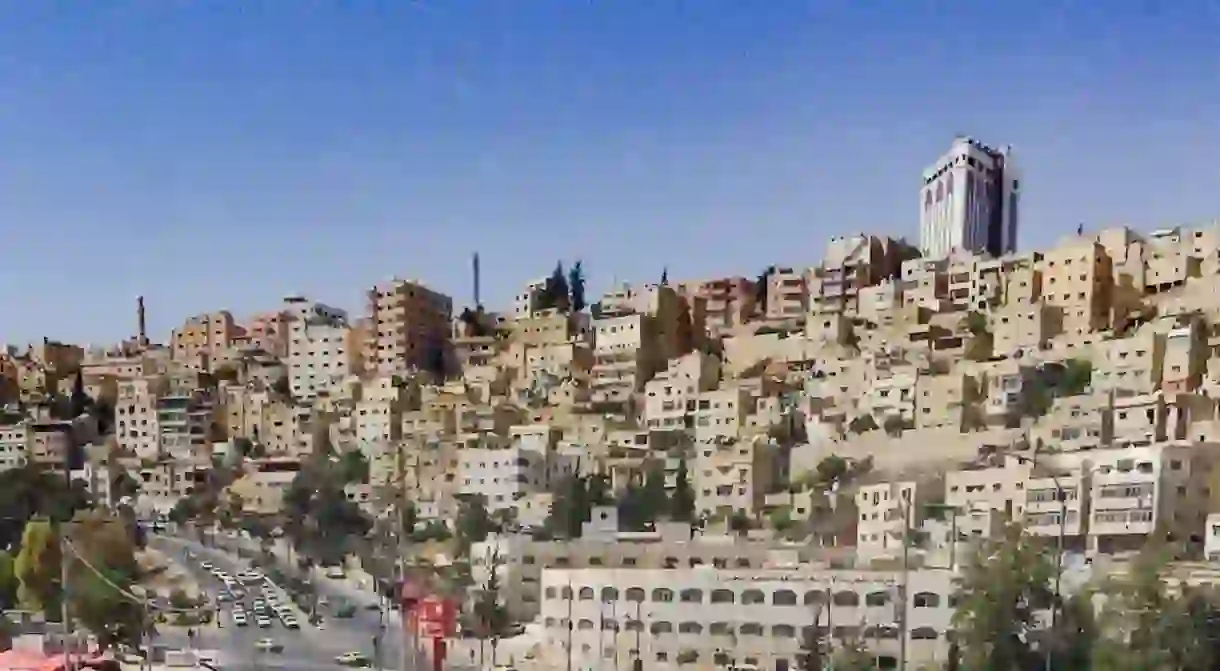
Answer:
(898, 489, 910, 671)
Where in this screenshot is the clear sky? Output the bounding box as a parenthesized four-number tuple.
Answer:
(1, 1, 1218, 345)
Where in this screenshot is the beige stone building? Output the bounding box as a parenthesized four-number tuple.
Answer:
(363, 278, 453, 375)
(171, 311, 240, 365)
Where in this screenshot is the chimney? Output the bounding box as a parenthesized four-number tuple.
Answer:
(137, 295, 147, 343)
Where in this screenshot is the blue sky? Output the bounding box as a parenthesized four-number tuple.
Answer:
(1, 1, 1218, 344)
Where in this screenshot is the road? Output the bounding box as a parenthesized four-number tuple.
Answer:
(149, 533, 403, 671)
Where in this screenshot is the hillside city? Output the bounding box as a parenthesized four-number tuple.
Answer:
(5, 136, 1220, 671)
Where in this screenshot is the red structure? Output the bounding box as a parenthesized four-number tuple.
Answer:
(399, 580, 457, 671)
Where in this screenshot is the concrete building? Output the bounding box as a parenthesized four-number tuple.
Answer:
(170, 311, 240, 366)
(919, 136, 1020, 260)
(283, 295, 357, 400)
(363, 278, 454, 375)
(539, 566, 955, 671)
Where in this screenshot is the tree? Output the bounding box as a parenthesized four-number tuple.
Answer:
(546, 474, 590, 539)
(828, 638, 874, 670)
(642, 461, 668, 521)
(670, 458, 695, 523)
(456, 496, 495, 555)
(586, 474, 612, 507)
(339, 450, 371, 485)
(1060, 358, 1093, 396)
(814, 455, 849, 490)
(952, 523, 1052, 671)
(0, 550, 16, 610)
(543, 261, 569, 312)
(728, 510, 753, 534)
(796, 619, 824, 671)
(963, 311, 989, 336)
(568, 260, 586, 313)
(473, 550, 509, 640)
(847, 414, 878, 434)
(70, 371, 90, 419)
(67, 512, 145, 650)
(15, 520, 62, 616)
(1090, 541, 1216, 671)
(882, 414, 906, 437)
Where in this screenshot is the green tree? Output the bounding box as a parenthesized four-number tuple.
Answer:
(796, 621, 824, 671)
(542, 261, 569, 312)
(67, 512, 145, 650)
(828, 637, 873, 670)
(670, 458, 695, 523)
(339, 450, 371, 485)
(1060, 358, 1094, 396)
(473, 550, 509, 639)
(568, 260, 587, 313)
(586, 474, 612, 507)
(814, 455, 849, 490)
(952, 523, 1052, 671)
(728, 510, 753, 534)
(1090, 542, 1216, 671)
(456, 496, 495, 555)
(15, 520, 62, 616)
(642, 461, 668, 521)
(546, 474, 590, 539)
(0, 550, 17, 610)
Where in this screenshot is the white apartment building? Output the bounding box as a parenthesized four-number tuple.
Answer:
(0, 421, 28, 472)
(284, 295, 353, 400)
(115, 377, 164, 460)
(539, 567, 955, 671)
(919, 136, 1021, 261)
(457, 444, 547, 511)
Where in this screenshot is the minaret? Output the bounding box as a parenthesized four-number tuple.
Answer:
(136, 295, 148, 346)
(472, 252, 482, 309)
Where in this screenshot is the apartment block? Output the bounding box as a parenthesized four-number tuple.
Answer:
(538, 566, 955, 671)
(283, 296, 357, 400)
(115, 376, 167, 460)
(171, 311, 241, 366)
(363, 279, 453, 375)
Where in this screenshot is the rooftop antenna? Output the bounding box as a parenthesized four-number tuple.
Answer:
(472, 252, 482, 309)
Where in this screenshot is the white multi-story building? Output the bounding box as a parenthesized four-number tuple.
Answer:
(919, 136, 1021, 261)
(538, 567, 955, 671)
(0, 421, 28, 472)
(283, 295, 353, 400)
(457, 444, 547, 511)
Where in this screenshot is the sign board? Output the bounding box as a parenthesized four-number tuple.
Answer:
(410, 595, 457, 639)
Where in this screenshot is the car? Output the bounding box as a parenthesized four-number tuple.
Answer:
(216, 592, 233, 603)
(335, 652, 371, 667)
(283, 618, 300, 630)
(325, 566, 346, 579)
(200, 561, 213, 570)
(254, 638, 283, 654)
(334, 604, 357, 619)
(233, 613, 248, 627)
(257, 617, 272, 628)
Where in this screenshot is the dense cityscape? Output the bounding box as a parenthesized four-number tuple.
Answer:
(5, 135, 1220, 671)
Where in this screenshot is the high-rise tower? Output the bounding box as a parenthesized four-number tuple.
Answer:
(918, 136, 1020, 260)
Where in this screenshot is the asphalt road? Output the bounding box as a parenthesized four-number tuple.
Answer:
(149, 534, 401, 671)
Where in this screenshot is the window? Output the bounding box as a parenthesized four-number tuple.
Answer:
(652, 588, 674, 602)
(773, 589, 798, 606)
(578, 587, 594, 601)
(625, 587, 645, 602)
(742, 589, 766, 605)
(711, 589, 735, 604)
(866, 591, 891, 607)
(650, 621, 673, 634)
(913, 592, 941, 608)
(600, 587, 619, 602)
(832, 591, 859, 607)
(678, 621, 702, 634)
(679, 588, 703, 603)
(804, 590, 828, 606)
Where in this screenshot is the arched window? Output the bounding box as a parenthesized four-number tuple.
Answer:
(577, 619, 595, 631)
(652, 588, 674, 603)
(832, 591, 859, 607)
(625, 619, 644, 632)
(650, 621, 673, 635)
(772, 624, 796, 638)
(625, 587, 646, 602)
(741, 589, 766, 605)
(678, 622, 703, 634)
(578, 587, 594, 601)
(739, 622, 764, 636)
(913, 592, 940, 608)
(912, 627, 939, 641)
(865, 591, 890, 607)
(679, 588, 703, 603)
(709, 622, 734, 636)
(600, 587, 619, 602)
(773, 589, 798, 606)
(804, 590, 827, 606)
(710, 589, 735, 604)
